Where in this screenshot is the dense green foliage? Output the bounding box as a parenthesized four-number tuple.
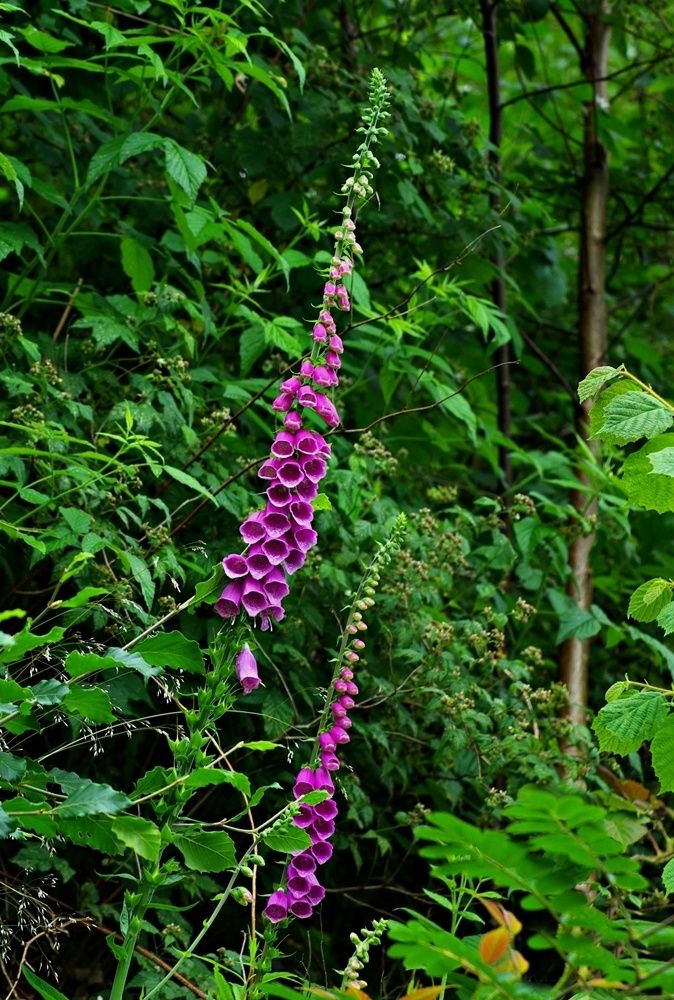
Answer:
(2, 1, 674, 998)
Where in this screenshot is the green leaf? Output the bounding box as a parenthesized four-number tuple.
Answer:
(605, 681, 630, 702)
(648, 446, 674, 477)
(22, 968, 71, 1000)
(174, 830, 236, 872)
(18, 25, 71, 54)
(232, 219, 289, 289)
(64, 650, 121, 679)
(592, 692, 669, 755)
(56, 815, 125, 855)
(0, 751, 26, 781)
(622, 435, 674, 513)
(58, 506, 92, 534)
(112, 815, 161, 861)
(657, 602, 674, 636)
(29, 679, 69, 705)
(243, 741, 281, 751)
(119, 550, 155, 610)
(599, 391, 673, 444)
(162, 464, 217, 503)
(64, 685, 116, 724)
(0, 222, 44, 265)
(548, 589, 601, 643)
(56, 779, 130, 818)
(0, 152, 24, 208)
(312, 493, 332, 511)
(262, 818, 312, 854)
(650, 715, 674, 793)
(577, 366, 620, 403)
(105, 647, 162, 678)
(183, 769, 251, 795)
(54, 587, 110, 610)
(192, 563, 226, 607)
(121, 236, 155, 294)
(663, 858, 674, 894)
(134, 631, 205, 674)
(627, 578, 673, 622)
(163, 139, 207, 202)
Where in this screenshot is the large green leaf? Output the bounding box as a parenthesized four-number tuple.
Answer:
(174, 829, 236, 872)
(592, 692, 669, 755)
(598, 390, 672, 444)
(621, 435, 674, 513)
(261, 818, 312, 855)
(57, 815, 125, 855)
(64, 685, 116, 724)
(627, 578, 673, 622)
(134, 631, 205, 674)
(112, 815, 161, 860)
(121, 236, 154, 293)
(163, 139, 207, 202)
(55, 778, 130, 818)
(650, 715, 674, 793)
(22, 968, 71, 1000)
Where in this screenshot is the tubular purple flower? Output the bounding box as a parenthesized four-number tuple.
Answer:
(293, 527, 318, 552)
(300, 359, 315, 377)
(325, 351, 342, 369)
(294, 768, 318, 797)
(307, 879, 325, 905)
(241, 578, 269, 616)
(314, 798, 338, 820)
(329, 335, 344, 353)
(339, 694, 356, 710)
(320, 310, 336, 333)
(312, 365, 334, 388)
(264, 890, 290, 923)
(272, 392, 295, 412)
(295, 480, 319, 502)
(271, 430, 296, 458)
(259, 605, 285, 631)
(295, 429, 320, 455)
(310, 816, 335, 841)
(297, 385, 317, 408)
(314, 393, 340, 428)
(332, 703, 347, 719)
(340, 715, 353, 729)
(287, 871, 311, 897)
(215, 580, 244, 618)
(313, 767, 334, 793)
(319, 731, 336, 752)
(289, 500, 314, 526)
(293, 805, 315, 828)
(267, 483, 293, 507)
(261, 509, 291, 538)
(223, 553, 248, 579)
(263, 566, 289, 603)
(240, 514, 266, 543)
(312, 322, 328, 342)
(258, 459, 279, 481)
(301, 456, 327, 483)
(276, 460, 304, 488)
(291, 850, 316, 874)
(261, 537, 290, 565)
(311, 841, 333, 865)
(285, 410, 303, 431)
(289, 899, 313, 919)
(247, 549, 272, 580)
(329, 725, 350, 745)
(284, 548, 306, 575)
(235, 644, 260, 695)
(321, 751, 340, 771)
(281, 376, 302, 393)
(324, 281, 337, 296)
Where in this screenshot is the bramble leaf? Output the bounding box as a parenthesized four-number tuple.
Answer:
(628, 578, 673, 622)
(262, 819, 312, 855)
(598, 391, 672, 444)
(174, 830, 236, 872)
(592, 692, 668, 755)
(112, 815, 161, 861)
(577, 366, 620, 403)
(663, 858, 674, 895)
(650, 715, 674, 793)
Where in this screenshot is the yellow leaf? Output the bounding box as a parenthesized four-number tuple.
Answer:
(399, 989, 445, 1000)
(495, 950, 530, 976)
(248, 179, 269, 205)
(587, 979, 629, 989)
(478, 897, 522, 937)
(344, 989, 371, 1000)
(478, 927, 511, 965)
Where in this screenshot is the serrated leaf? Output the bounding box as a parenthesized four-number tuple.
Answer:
(164, 139, 207, 202)
(0, 751, 26, 781)
(657, 603, 674, 636)
(22, 968, 70, 1000)
(183, 769, 251, 795)
(628, 579, 673, 622)
(121, 236, 154, 294)
(592, 692, 668, 755)
(312, 493, 332, 511)
(134, 631, 204, 674)
(112, 815, 161, 860)
(174, 830, 236, 872)
(605, 681, 630, 702)
(64, 685, 116, 724)
(192, 563, 226, 607)
(599, 391, 673, 444)
(57, 815, 124, 855)
(663, 858, 674, 894)
(650, 715, 674, 793)
(162, 464, 217, 503)
(622, 435, 674, 513)
(105, 647, 162, 678)
(64, 650, 121, 679)
(262, 820, 312, 854)
(578, 366, 620, 403)
(648, 445, 674, 477)
(56, 779, 130, 818)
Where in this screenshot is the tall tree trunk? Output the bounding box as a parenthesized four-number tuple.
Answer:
(558, 2, 611, 730)
(479, 0, 512, 489)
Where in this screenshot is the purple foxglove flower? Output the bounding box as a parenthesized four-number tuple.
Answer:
(276, 460, 303, 488)
(329, 725, 350, 745)
(287, 871, 311, 897)
(297, 385, 317, 408)
(301, 456, 327, 483)
(312, 365, 333, 388)
(307, 879, 325, 906)
(292, 527, 318, 553)
(316, 436, 331, 458)
(247, 549, 272, 581)
(332, 703, 347, 719)
(241, 578, 269, 616)
(333, 679, 348, 693)
(339, 694, 355, 710)
(325, 351, 342, 369)
(258, 459, 279, 480)
(281, 376, 302, 393)
(346, 681, 359, 695)
(271, 430, 296, 458)
(330, 267, 341, 279)
(285, 410, 303, 431)
(215, 580, 244, 618)
(284, 548, 306, 575)
(295, 480, 318, 502)
(294, 768, 318, 797)
(289, 899, 313, 919)
(264, 889, 290, 923)
(312, 323, 328, 342)
(291, 851, 316, 873)
(314, 798, 338, 820)
(340, 715, 352, 729)
(319, 731, 336, 752)
(314, 393, 340, 428)
(320, 311, 336, 333)
(293, 805, 315, 828)
(261, 537, 290, 565)
(324, 281, 337, 296)
(310, 816, 335, 841)
(335, 284, 347, 298)
(295, 429, 319, 455)
(311, 841, 333, 865)
(313, 767, 334, 793)
(267, 483, 292, 507)
(261, 509, 291, 538)
(289, 500, 314, 526)
(259, 605, 285, 631)
(300, 359, 315, 377)
(329, 335, 344, 353)
(223, 553, 248, 578)
(235, 644, 260, 694)
(272, 392, 295, 412)
(337, 293, 350, 311)
(263, 566, 289, 603)
(240, 513, 266, 543)
(321, 751, 340, 771)
(341, 667, 354, 680)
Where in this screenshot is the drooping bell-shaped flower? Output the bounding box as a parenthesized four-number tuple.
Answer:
(235, 644, 260, 695)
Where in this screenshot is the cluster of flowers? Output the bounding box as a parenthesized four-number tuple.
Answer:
(263, 623, 368, 922)
(214, 206, 362, 632)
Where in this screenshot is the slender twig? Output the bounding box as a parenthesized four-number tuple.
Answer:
(51, 277, 83, 344)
